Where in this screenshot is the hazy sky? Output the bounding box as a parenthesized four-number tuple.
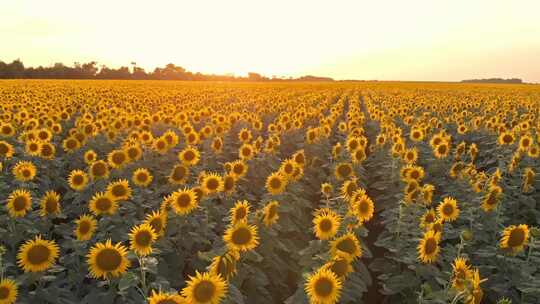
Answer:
(2, 0, 539, 82)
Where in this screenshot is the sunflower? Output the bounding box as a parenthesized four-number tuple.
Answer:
(405, 165, 425, 181)
(181, 271, 227, 304)
(106, 179, 132, 201)
(500, 224, 529, 254)
(322, 252, 353, 279)
(437, 197, 460, 222)
(421, 184, 435, 205)
(334, 163, 353, 180)
(169, 164, 190, 184)
(108, 149, 129, 169)
(351, 193, 374, 223)
(74, 214, 97, 241)
(201, 173, 224, 195)
(230, 200, 250, 225)
(153, 137, 169, 154)
(0, 278, 17, 304)
(208, 250, 240, 280)
(304, 268, 342, 304)
(222, 174, 236, 195)
(238, 128, 252, 142)
(481, 185, 502, 212)
(144, 210, 168, 237)
(498, 131, 515, 145)
(420, 209, 437, 229)
(89, 160, 109, 180)
(211, 137, 223, 153)
(451, 257, 472, 291)
(329, 232, 362, 261)
(25, 139, 42, 156)
(12, 160, 37, 182)
(522, 167, 535, 193)
(84, 150, 97, 164)
(171, 188, 198, 215)
(87, 239, 130, 279)
(321, 183, 333, 198)
(148, 290, 186, 304)
(434, 142, 450, 159)
(262, 200, 279, 227)
(6, 189, 32, 218)
(223, 222, 259, 252)
(17, 235, 59, 272)
(279, 159, 297, 177)
(39, 190, 61, 216)
(265, 172, 287, 195)
(68, 169, 89, 191)
(0, 141, 15, 159)
(39, 142, 55, 159)
(125, 144, 143, 161)
(89, 192, 118, 216)
(402, 148, 418, 164)
(528, 145, 539, 158)
(228, 160, 247, 180)
(129, 168, 152, 187)
(129, 223, 157, 256)
(0, 123, 16, 137)
(238, 143, 255, 160)
(340, 179, 358, 202)
(178, 146, 200, 166)
(417, 230, 440, 264)
(313, 209, 341, 240)
(62, 136, 80, 152)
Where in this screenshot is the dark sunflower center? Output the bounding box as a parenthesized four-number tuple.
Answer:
(503, 134, 513, 143)
(193, 280, 216, 303)
(336, 238, 356, 254)
(112, 185, 127, 197)
(137, 173, 148, 182)
(331, 259, 349, 277)
(508, 228, 526, 247)
(73, 174, 84, 185)
(442, 204, 454, 216)
(337, 165, 351, 177)
(241, 147, 251, 157)
(224, 177, 234, 190)
(172, 166, 186, 180)
(314, 277, 334, 297)
(112, 153, 125, 164)
(424, 238, 437, 255)
(13, 196, 28, 211)
(96, 248, 122, 271)
(27, 244, 51, 265)
(206, 178, 219, 190)
(79, 221, 91, 234)
(438, 145, 447, 154)
(270, 178, 282, 189)
(176, 193, 191, 208)
(128, 148, 139, 159)
(0, 144, 8, 154)
(96, 198, 112, 211)
(235, 207, 247, 220)
(358, 201, 370, 214)
(92, 163, 107, 176)
(231, 227, 252, 245)
(0, 286, 10, 299)
(319, 219, 333, 232)
(46, 198, 58, 213)
(184, 151, 195, 161)
(41, 144, 53, 156)
(136, 230, 152, 247)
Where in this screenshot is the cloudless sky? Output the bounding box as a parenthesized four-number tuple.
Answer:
(1, 0, 539, 82)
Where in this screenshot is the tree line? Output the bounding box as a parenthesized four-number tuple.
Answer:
(0, 59, 334, 81)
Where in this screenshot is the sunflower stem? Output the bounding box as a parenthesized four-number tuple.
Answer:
(139, 255, 148, 296)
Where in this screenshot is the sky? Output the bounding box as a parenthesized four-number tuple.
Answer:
(1, 0, 540, 82)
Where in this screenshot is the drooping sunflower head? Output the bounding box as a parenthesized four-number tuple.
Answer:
(129, 223, 157, 256)
(6, 189, 33, 218)
(17, 235, 59, 272)
(481, 185, 502, 212)
(68, 169, 89, 191)
(181, 271, 228, 304)
(451, 257, 472, 291)
(330, 232, 362, 261)
(148, 290, 186, 304)
(0, 278, 18, 304)
(265, 172, 287, 195)
(500, 224, 530, 254)
(39, 190, 61, 217)
(304, 268, 343, 304)
(340, 179, 358, 202)
(144, 210, 168, 237)
(87, 239, 130, 280)
(334, 163, 354, 180)
(313, 209, 341, 241)
(417, 230, 440, 264)
(437, 197, 460, 222)
(168, 164, 189, 185)
(74, 214, 97, 241)
(208, 250, 240, 281)
(262, 200, 279, 227)
(106, 179, 132, 201)
(171, 188, 198, 215)
(223, 222, 259, 252)
(323, 252, 353, 279)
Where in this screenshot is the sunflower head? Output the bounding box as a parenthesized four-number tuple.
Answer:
(68, 169, 89, 191)
(223, 222, 259, 252)
(74, 214, 98, 241)
(181, 271, 227, 304)
(7, 189, 33, 218)
(0, 278, 18, 304)
(89, 160, 109, 180)
(12, 160, 37, 182)
(500, 224, 530, 254)
(304, 268, 343, 304)
(437, 197, 460, 222)
(148, 290, 186, 304)
(230, 200, 250, 225)
(132, 168, 153, 187)
(40, 190, 61, 216)
(89, 192, 118, 216)
(265, 172, 287, 195)
(17, 235, 59, 272)
(129, 223, 157, 256)
(329, 232, 362, 261)
(417, 230, 440, 264)
(201, 173, 224, 195)
(106, 179, 132, 201)
(145, 210, 168, 237)
(313, 209, 341, 240)
(87, 239, 130, 279)
(262, 200, 279, 227)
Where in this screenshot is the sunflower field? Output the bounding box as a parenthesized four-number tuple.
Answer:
(0, 80, 539, 304)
